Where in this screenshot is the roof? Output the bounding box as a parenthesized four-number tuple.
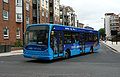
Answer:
(27, 24, 98, 33)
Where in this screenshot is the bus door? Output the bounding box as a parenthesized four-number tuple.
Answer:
(79, 33, 85, 53)
(52, 31, 64, 58)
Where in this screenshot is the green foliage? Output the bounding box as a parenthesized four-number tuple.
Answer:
(99, 28, 105, 40)
(99, 28, 105, 37)
(14, 40, 23, 47)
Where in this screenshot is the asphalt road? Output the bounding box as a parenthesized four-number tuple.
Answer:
(0, 43, 120, 77)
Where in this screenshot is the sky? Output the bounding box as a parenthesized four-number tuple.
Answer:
(60, 0, 120, 30)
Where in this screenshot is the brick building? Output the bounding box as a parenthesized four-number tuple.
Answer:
(0, 0, 23, 46)
(0, 0, 51, 46)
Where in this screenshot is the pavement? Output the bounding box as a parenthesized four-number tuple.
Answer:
(0, 50, 23, 57)
(102, 41, 120, 53)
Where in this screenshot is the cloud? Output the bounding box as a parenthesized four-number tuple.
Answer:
(60, 0, 120, 30)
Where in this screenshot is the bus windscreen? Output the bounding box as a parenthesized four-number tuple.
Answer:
(25, 26, 49, 48)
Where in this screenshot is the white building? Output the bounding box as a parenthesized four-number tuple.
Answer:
(49, 0, 60, 24)
(105, 13, 120, 40)
(60, 6, 76, 27)
(105, 13, 111, 39)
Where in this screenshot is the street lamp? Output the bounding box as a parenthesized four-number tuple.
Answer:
(101, 18, 106, 41)
(22, 0, 25, 46)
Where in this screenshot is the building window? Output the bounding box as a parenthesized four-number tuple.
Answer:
(42, 0, 44, 7)
(42, 8, 44, 16)
(46, 0, 48, 9)
(16, 13, 22, 22)
(3, 27, 9, 39)
(3, 10, 8, 20)
(26, 2, 29, 11)
(3, 0, 8, 3)
(16, 28, 20, 39)
(26, 16, 29, 24)
(16, 0, 22, 6)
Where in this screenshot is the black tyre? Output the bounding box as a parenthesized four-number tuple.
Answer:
(65, 49, 70, 59)
(90, 46, 94, 53)
(65, 52, 69, 59)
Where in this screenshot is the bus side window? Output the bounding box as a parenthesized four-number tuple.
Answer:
(75, 33, 79, 43)
(50, 31, 54, 49)
(71, 32, 79, 44)
(64, 31, 72, 44)
(84, 33, 89, 42)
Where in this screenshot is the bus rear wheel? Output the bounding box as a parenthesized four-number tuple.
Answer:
(65, 50, 70, 59)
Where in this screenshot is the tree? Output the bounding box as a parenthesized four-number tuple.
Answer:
(98, 28, 105, 40)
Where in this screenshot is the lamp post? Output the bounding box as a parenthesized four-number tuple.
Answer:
(22, 0, 25, 46)
(101, 18, 106, 41)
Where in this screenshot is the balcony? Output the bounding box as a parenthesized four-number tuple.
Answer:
(32, 0, 37, 4)
(32, 17, 37, 24)
(49, 3, 53, 7)
(111, 21, 119, 24)
(49, 0, 53, 3)
(50, 12, 53, 16)
(49, 7, 53, 12)
(60, 12, 62, 15)
(110, 26, 119, 31)
(50, 16, 53, 23)
(32, 9, 37, 17)
(32, 4, 37, 9)
(60, 19, 63, 23)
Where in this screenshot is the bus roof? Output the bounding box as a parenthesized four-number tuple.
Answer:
(27, 24, 98, 33)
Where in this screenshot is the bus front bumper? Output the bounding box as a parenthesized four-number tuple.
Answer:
(23, 54, 53, 60)
(23, 50, 53, 60)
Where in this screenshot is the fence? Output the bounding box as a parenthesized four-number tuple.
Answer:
(0, 45, 11, 53)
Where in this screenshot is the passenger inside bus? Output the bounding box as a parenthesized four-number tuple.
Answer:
(35, 31, 48, 46)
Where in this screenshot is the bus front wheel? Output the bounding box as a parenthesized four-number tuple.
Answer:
(90, 46, 94, 53)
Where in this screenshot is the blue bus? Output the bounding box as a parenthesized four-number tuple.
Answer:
(23, 24, 100, 60)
